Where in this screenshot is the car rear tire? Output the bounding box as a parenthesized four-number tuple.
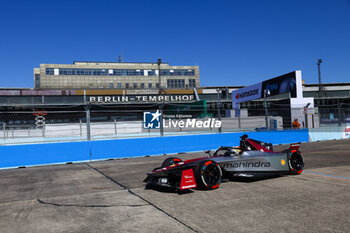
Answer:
(195, 160, 222, 190)
(288, 151, 304, 175)
(161, 157, 182, 168)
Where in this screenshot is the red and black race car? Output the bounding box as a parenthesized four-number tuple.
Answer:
(144, 134, 304, 191)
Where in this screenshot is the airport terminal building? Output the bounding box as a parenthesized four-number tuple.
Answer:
(34, 61, 199, 90)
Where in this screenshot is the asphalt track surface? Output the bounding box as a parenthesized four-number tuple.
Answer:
(0, 139, 349, 233)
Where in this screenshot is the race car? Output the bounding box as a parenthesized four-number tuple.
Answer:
(144, 134, 304, 191)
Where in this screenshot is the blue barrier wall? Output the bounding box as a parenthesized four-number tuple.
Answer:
(0, 129, 309, 169)
(91, 129, 309, 160)
(0, 141, 91, 169)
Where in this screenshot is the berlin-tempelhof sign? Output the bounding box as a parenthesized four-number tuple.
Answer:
(89, 95, 195, 103)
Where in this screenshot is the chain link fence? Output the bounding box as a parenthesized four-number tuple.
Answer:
(0, 103, 349, 145)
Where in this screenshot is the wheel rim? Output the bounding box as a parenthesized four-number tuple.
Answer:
(290, 153, 304, 171)
(202, 164, 221, 187)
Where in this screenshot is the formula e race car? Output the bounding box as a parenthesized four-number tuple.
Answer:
(144, 135, 304, 191)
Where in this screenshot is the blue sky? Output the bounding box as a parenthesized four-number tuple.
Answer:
(0, 0, 349, 88)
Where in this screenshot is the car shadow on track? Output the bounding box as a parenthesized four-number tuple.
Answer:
(144, 174, 285, 194)
(228, 174, 284, 183)
(145, 184, 194, 195)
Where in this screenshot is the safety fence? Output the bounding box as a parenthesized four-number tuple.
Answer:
(0, 104, 349, 145)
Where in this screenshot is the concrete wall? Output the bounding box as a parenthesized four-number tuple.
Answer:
(309, 126, 347, 141)
(0, 129, 309, 169)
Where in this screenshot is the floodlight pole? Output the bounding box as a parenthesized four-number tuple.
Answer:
(317, 59, 323, 97)
(217, 88, 222, 133)
(85, 102, 91, 141)
(160, 102, 164, 137)
(338, 103, 343, 126)
(158, 58, 162, 94)
(264, 90, 269, 129)
(304, 103, 311, 128)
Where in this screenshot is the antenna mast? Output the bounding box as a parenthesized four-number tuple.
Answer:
(117, 53, 124, 63)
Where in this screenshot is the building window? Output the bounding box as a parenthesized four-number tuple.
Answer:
(45, 68, 196, 76)
(141, 83, 145, 88)
(46, 68, 54, 75)
(167, 79, 185, 88)
(149, 83, 152, 88)
(58, 68, 109, 76)
(189, 79, 196, 88)
(160, 69, 195, 76)
(117, 83, 121, 88)
(125, 83, 129, 88)
(156, 83, 160, 88)
(148, 70, 156, 76)
(109, 83, 114, 88)
(113, 69, 145, 76)
(34, 74, 40, 88)
(133, 83, 137, 88)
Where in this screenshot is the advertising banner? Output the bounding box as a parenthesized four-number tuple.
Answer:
(232, 82, 262, 105)
(232, 71, 300, 107)
(261, 72, 297, 98)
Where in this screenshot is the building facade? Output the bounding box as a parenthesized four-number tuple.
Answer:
(1, 82, 349, 108)
(34, 61, 200, 90)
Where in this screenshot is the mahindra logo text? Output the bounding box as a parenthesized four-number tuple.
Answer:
(222, 161, 271, 169)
